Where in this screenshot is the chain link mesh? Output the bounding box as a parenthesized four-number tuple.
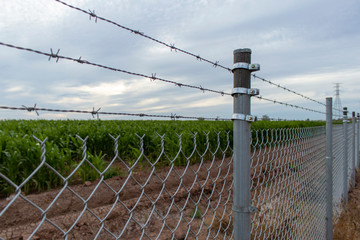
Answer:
(332, 124, 345, 220)
(0, 132, 233, 239)
(0, 124, 358, 239)
(347, 124, 356, 187)
(250, 127, 327, 239)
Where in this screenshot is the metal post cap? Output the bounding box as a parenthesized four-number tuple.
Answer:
(233, 48, 252, 54)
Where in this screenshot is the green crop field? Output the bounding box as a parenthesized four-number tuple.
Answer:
(0, 119, 325, 196)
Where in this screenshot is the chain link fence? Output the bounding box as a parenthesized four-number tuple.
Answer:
(0, 120, 358, 239)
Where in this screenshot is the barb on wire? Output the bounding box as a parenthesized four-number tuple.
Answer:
(0, 41, 230, 96)
(91, 107, 101, 119)
(88, 10, 97, 22)
(254, 96, 326, 115)
(252, 74, 326, 107)
(0, 105, 231, 121)
(150, 73, 157, 81)
(22, 104, 39, 116)
(49, 48, 60, 62)
(170, 44, 176, 52)
(53, 0, 231, 72)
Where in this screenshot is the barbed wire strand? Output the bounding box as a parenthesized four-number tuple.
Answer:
(1, 105, 334, 123)
(252, 74, 326, 106)
(0, 105, 230, 121)
(251, 75, 344, 116)
(254, 95, 326, 115)
(257, 116, 309, 121)
(53, 0, 232, 72)
(0, 41, 229, 96)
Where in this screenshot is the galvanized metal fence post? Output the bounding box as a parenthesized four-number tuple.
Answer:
(232, 48, 259, 240)
(343, 107, 349, 203)
(352, 112, 356, 186)
(326, 97, 333, 240)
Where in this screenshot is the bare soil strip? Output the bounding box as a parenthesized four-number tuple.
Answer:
(333, 170, 360, 240)
(0, 159, 233, 240)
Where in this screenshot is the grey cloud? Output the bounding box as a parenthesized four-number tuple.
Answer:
(0, 0, 359, 120)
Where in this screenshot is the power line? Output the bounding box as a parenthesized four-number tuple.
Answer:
(53, 0, 232, 72)
(333, 83, 342, 113)
(0, 41, 230, 96)
(0, 105, 231, 121)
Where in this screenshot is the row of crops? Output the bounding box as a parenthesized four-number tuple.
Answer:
(0, 119, 325, 196)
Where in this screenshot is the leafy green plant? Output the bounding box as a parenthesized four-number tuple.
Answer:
(191, 206, 203, 219)
(0, 119, 324, 196)
(289, 164, 302, 172)
(76, 151, 107, 182)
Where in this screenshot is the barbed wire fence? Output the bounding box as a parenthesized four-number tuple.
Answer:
(0, 1, 358, 239)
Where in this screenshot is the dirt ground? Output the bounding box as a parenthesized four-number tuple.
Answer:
(333, 170, 360, 240)
(0, 158, 233, 240)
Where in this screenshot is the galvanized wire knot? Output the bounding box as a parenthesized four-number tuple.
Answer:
(49, 48, 60, 62)
(22, 104, 39, 116)
(91, 107, 101, 119)
(170, 43, 177, 52)
(132, 30, 144, 35)
(88, 10, 98, 22)
(213, 61, 219, 68)
(150, 73, 157, 81)
(76, 56, 88, 64)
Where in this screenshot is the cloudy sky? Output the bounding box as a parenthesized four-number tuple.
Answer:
(0, 0, 359, 120)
